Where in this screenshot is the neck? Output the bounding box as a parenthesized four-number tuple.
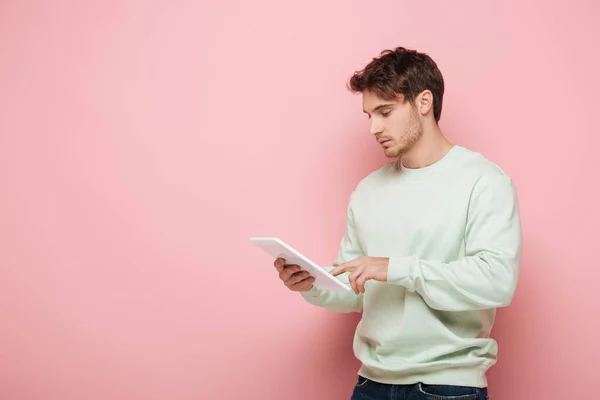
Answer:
(401, 122, 453, 169)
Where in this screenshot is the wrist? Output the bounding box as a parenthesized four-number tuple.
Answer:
(387, 256, 415, 290)
(302, 284, 323, 297)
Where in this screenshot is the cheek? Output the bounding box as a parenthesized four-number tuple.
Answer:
(388, 115, 408, 136)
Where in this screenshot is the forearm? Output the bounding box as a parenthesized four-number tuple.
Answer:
(388, 174, 522, 312)
(300, 285, 363, 313)
(388, 250, 519, 311)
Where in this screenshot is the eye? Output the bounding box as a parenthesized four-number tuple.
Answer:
(381, 111, 391, 117)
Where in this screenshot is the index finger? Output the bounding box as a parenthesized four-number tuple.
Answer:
(274, 257, 286, 272)
(330, 264, 354, 276)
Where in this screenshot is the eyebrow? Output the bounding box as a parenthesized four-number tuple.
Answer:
(363, 103, 395, 114)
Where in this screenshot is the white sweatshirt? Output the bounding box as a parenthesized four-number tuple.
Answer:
(301, 145, 522, 388)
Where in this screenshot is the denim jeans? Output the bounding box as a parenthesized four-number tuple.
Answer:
(350, 375, 489, 400)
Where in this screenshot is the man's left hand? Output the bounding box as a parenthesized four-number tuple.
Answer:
(330, 256, 389, 294)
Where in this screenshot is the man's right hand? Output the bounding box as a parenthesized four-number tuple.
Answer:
(273, 257, 315, 292)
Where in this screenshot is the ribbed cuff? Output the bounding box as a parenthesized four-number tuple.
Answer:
(301, 285, 324, 298)
(387, 256, 415, 290)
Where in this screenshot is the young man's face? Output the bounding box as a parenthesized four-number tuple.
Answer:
(362, 90, 423, 159)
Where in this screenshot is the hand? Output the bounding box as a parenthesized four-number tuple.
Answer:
(330, 256, 389, 294)
(274, 258, 316, 292)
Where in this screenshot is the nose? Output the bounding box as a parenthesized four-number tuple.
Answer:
(369, 119, 383, 136)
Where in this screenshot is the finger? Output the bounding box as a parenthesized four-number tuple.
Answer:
(279, 264, 301, 281)
(274, 258, 286, 272)
(331, 264, 355, 277)
(285, 270, 311, 286)
(290, 276, 315, 291)
(290, 275, 315, 291)
(332, 258, 361, 276)
(356, 271, 370, 293)
(348, 267, 363, 294)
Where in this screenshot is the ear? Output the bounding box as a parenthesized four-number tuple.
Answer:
(416, 90, 434, 117)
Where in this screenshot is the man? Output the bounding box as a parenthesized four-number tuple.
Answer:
(273, 47, 521, 400)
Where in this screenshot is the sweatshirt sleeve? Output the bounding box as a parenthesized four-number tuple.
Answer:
(300, 194, 364, 313)
(387, 173, 522, 311)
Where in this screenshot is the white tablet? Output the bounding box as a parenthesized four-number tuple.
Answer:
(249, 237, 351, 292)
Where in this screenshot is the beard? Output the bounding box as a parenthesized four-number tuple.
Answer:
(385, 107, 423, 159)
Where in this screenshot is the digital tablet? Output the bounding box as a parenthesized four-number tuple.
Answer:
(249, 237, 351, 292)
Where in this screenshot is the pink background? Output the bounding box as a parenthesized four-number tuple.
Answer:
(1, 1, 599, 399)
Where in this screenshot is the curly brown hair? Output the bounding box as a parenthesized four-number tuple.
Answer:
(347, 47, 445, 123)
